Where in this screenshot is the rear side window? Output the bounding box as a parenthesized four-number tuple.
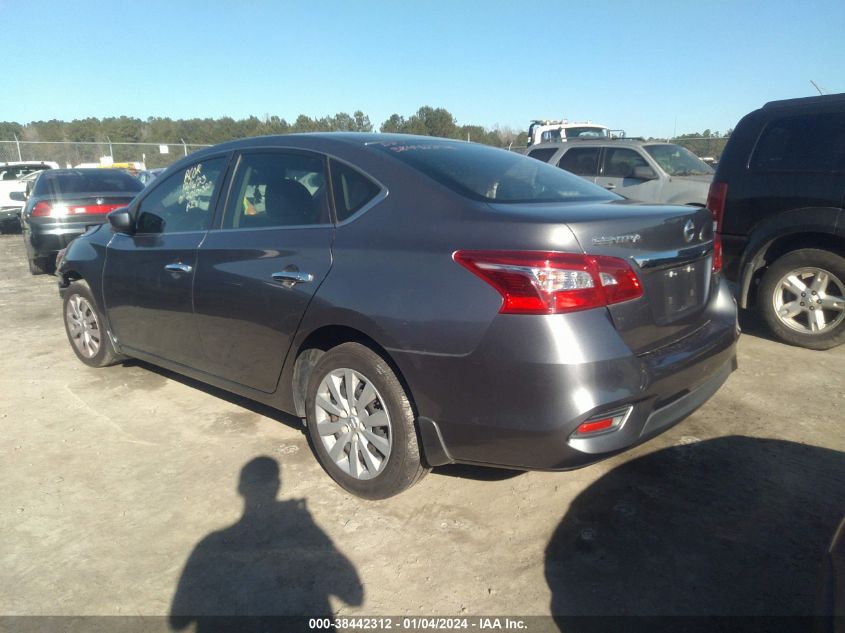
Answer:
(33, 170, 143, 196)
(526, 147, 558, 162)
(558, 147, 600, 176)
(222, 152, 330, 229)
(330, 160, 381, 222)
(373, 140, 616, 203)
(750, 113, 845, 172)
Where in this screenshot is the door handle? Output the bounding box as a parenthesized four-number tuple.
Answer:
(164, 263, 193, 273)
(604, 184, 616, 190)
(271, 271, 314, 287)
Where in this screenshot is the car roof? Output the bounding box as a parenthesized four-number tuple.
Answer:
(198, 132, 443, 153)
(528, 138, 654, 150)
(762, 92, 845, 110)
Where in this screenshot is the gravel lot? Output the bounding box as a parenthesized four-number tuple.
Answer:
(0, 233, 843, 628)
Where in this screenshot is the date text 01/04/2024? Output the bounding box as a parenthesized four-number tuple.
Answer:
(308, 617, 529, 630)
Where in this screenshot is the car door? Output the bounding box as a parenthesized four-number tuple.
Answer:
(596, 147, 662, 201)
(102, 155, 229, 366)
(191, 150, 335, 393)
(556, 146, 600, 184)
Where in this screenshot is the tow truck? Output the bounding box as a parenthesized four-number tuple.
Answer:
(526, 120, 624, 146)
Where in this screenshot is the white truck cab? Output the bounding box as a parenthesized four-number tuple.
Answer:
(527, 120, 621, 146)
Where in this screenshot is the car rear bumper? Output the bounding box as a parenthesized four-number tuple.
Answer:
(399, 278, 739, 471)
(29, 219, 106, 257)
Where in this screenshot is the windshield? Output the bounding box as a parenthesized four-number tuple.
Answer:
(33, 170, 144, 196)
(373, 140, 618, 203)
(644, 144, 714, 176)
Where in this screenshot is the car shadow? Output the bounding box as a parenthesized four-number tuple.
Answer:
(121, 359, 303, 431)
(545, 435, 845, 630)
(433, 463, 524, 481)
(169, 456, 363, 632)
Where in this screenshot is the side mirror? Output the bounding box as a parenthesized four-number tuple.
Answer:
(9, 191, 26, 202)
(632, 165, 658, 181)
(108, 207, 134, 234)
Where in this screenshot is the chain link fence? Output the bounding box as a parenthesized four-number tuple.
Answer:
(0, 140, 211, 170)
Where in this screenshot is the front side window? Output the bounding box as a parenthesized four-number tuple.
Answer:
(644, 144, 713, 176)
(222, 152, 329, 229)
(373, 140, 616, 203)
(330, 160, 381, 222)
(602, 148, 649, 178)
(750, 113, 845, 172)
(558, 147, 600, 176)
(136, 157, 226, 234)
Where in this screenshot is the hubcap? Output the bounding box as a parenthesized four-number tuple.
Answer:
(772, 266, 845, 334)
(65, 295, 101, 358)
(314, 368, 392, 480)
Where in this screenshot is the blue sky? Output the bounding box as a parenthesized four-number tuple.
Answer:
(3, 0, 844, 138)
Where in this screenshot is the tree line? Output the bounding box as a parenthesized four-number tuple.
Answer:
(0, 107, 728, 168)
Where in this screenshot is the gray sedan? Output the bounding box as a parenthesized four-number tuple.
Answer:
(57, 134, 738, 498)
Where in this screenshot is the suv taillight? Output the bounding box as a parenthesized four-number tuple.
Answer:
(706, 181, 727, 273)
(453, 250, 642, 314)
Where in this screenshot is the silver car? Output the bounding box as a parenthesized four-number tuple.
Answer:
(527, 139, 714, 206)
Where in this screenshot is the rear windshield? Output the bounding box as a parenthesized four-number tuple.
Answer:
(33, 170, 144, 196)
(372, 140, 617, 203)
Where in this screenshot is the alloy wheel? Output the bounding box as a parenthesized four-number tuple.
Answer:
(772, 266, 845, 334)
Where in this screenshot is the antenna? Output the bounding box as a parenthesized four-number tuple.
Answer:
(810, 80, 826, 95)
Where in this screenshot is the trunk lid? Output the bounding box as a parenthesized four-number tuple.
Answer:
(487, 200, 716, 353)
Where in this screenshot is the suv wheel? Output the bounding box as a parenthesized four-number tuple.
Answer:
(758, 249, 845, 350)
(304, 343, 429, 499)
(62, 281, 124, 367)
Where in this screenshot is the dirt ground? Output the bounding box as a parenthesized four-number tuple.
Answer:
(0, 233, 843, 627)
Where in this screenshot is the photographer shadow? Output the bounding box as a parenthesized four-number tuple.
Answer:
(169, 457, 362, 632)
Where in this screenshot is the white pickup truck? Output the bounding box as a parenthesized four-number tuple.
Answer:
(0, 161, 59, 233)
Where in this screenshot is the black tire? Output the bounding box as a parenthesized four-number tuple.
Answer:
(28, 255, 52, 275)
(62, 281, 124, 367)
(757, 249, 845, 350)
(23, 234, 53, 275)
(304, 343, 429, 499)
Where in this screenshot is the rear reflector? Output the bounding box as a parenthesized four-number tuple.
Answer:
(453, 250, 642, 314)
(572, 407, 632, 438)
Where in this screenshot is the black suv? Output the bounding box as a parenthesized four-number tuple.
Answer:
(710, 93, 845, 349)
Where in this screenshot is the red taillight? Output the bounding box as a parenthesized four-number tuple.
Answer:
(712, 232, 723, 273)
(453, 250, 643, 315)
(32, 201, 52, 217)
(706, 182, 727, 273)
(31, 203, 123, 218)
(706, 181, 727, 230)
